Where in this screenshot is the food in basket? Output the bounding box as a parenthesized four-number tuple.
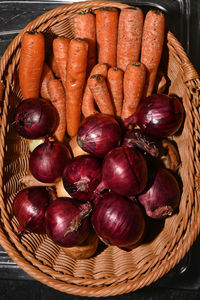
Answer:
(19, 31, 45, 99)
(13, 186, 51, 234)
(91, 192, 146, 249)
(13, 97, 59, 139)
(12, 5, 185, 259)
(44, 197, 92, 247)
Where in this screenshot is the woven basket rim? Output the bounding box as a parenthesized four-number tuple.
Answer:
(0, 1, 200, 297)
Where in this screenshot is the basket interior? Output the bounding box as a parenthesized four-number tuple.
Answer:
(0, 0, 200, 296)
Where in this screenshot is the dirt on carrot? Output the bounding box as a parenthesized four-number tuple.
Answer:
(140, 9, 165, 97)
(66, 38, 88, 137)
(82, 63, 108, 117)
(95, 7, 119, 67)
(19, 31, 45, 99)
(117, 7, 144, 72)
(107, 67, 123, 117)
(121, 62, 146, 120)
(88, 73, 115, 116)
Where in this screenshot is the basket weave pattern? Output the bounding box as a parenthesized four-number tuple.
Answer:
(0, 1, 200, 297)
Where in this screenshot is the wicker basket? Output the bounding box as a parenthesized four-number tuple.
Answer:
(0, 0, 200, 297)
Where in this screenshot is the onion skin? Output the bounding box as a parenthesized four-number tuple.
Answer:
(13, 98, 59, 139)
(77, 113, 122, 157)
(124, 94, 184, 137)
(45, 197, 92, 247)
(138, 168, 181, 219)
(13, 186, 51, 234)
(97, 146, 148, 197)
(91, 192, 146, 249)
(29, 139, 71, 183)
(62, 155, 102, 202)
(123, 128, 159, 157)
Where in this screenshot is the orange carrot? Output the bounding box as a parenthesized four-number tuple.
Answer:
(48, 53, 60, 78)
(47, 79, 66, 142)
(53, 37, 70, 86)
(19, 31, 45, 99)
(40, 63, 55, 100)
(95, 7, 119, 67)
(66, 38, 88, 137)
(73, 10, 97, 76)
(121, 62, 146, 120)
(117, 7, 144, 71)
(140, 9, 165, 97)
(88, 74, 114, 116)
(107, 67, 123, 117)
(82, 63, 108, 117)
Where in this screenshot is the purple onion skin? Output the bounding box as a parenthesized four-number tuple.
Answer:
(97, 146, 148, 197)
(13, 98, 59, 139)
(13, 186, 51, 234)
(45, 197, 92, 247)
(123, 128, 159, 157)
(62, 155, 102, 202)
(77, 113, 122, 158)
(29, 139, 71, 183)
(91, 192, 146, 249)
(138, 168, 180, 219)
(125, 94, 184, 137)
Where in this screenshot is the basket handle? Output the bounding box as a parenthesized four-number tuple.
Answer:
(0, 80, 3, 102)
(167, 31, 199, 82)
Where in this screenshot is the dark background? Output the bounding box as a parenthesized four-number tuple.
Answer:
(0, 1, 200, 299)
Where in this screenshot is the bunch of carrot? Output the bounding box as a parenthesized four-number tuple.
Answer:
(18, 6, 165, 139)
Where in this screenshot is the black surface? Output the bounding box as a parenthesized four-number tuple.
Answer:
(0, 1, 200, 299)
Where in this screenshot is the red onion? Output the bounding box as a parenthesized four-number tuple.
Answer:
(29, 139, 71, 183)
(124, 94, 184, 137)
(62, 155, 102, 202)
(77, 113, 122, 157)
(123, 128, 159, 157)
(13, 186, 51, 234)
(13, 98, 59, 139)
(138, 168, 180, 218)
(45, 197, 92, 247)
(91, 192, 146, 249)
(96, 146, 148, 197)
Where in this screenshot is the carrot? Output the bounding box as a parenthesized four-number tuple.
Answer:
(95, 7, 119, 67)
(19, 31, 45, 99)
(66, 38, 88, 137)
(40, 63, 54, 100)
(47, 79, 66, 142)
(121, 62, 146, 120)
(88, 74, 114, 116)
(48, 53, 60, 78)
(53, 37, 70, 86)
(140, 9, 165, 97)
(73, 10, 97, 76)
(117, 7, 144, 72)
(107, 67, 123, 117)
(82, 63, 108, 117)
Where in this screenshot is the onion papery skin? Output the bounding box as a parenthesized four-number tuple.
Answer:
(123, 128, 159, 157)
(125, 94, 184, 137)
(13, 186, 51, 234)
(91, 192, 146, 249)
(62, 155, 102, 202)
(45, 197, 92, 247)
(29, 139, 71, 183)
(97, 146, 148, 197)
(13, 98, 59, 139)
(77, 113, 122, 157)
(138, 168, 181, 218)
